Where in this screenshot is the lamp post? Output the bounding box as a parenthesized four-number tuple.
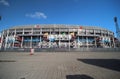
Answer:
(0, 16, 1, 21)
(114, 17, 120, 47)
(114, 17, 120, 40)
(0, 16, 2, 50)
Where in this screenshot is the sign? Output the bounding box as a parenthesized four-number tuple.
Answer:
(34, 25, 40, 28)
(47, 34, 72, 41)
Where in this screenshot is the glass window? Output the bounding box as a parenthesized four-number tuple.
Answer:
(16, 32, 22, 35)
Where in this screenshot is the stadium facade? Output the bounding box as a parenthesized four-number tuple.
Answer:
(0, 24, 118, 50)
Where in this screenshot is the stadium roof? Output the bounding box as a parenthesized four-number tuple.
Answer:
(9, 24, 109, 31)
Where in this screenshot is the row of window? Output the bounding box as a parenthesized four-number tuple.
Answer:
(5, 31, 113, 35)
(5, 32, 113, 37)
(8, 28, 113, 34)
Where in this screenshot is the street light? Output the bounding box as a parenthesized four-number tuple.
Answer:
(0, 16, 1, 51)
(114, 16, 117, 23)
(0, 16, 1, 20)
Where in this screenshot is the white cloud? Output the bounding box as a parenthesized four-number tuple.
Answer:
(26, 12, 47, 19)
(0, 0, 9, 6)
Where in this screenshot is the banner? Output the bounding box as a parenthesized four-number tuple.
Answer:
(48, 34, 72, 41)
(48, 35, 55, 42)
(43, 32, 48, 37)
(102, 37, 110, 43)
(34, 25, 40, 28)
(6, 36, 15, 43)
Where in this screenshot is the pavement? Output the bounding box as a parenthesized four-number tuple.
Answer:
(0, 52, 120, 79)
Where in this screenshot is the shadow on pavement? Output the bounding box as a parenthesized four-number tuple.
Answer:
(66, 74, 94, 79)
(0, 60, 16, 62)
(77, 59, 120, 72)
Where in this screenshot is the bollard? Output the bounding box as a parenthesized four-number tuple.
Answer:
(30, 48, 34, 55)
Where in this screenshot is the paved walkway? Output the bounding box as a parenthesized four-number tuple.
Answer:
(0, 52, 120, 79)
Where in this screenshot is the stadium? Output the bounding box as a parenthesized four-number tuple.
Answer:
(0, 24, 119, 52)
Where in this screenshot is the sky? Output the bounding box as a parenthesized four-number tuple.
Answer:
(0, 0, 120, 36)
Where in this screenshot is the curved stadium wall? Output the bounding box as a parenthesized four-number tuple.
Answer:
(0, 24, 116, 50)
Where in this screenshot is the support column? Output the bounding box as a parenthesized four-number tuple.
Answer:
(0, 31, 4, 49)
(94, 37, 97, 48)
(77, 27, 79, 48)
(21, 36, 23, 48)
(39, 36, 41, 48)
(5, 30, 9, 49)
(31, 28, 33, 48)
(68, 28, 70, 51)
(77, 36, 79, 48)
(12, 29, 16, 48)
(21, 29, 24, 48)
(30, 36, 32, 48)
(113, 37, 115, 48)
(94, 30, 96, 48)
(108, 32, 111, 48)
(49, 28, 51, 48)
(82, 36, 83, 48)
(59, 28, 60, 48)
(103, 31, 106, 48)
(40, 28, 42, 48)
(86, 36, 88, 48)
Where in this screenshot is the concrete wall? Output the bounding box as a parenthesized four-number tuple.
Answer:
(0, 48, 120, 52)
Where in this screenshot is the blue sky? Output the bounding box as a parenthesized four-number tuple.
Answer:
(0, 0, 120, 36)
